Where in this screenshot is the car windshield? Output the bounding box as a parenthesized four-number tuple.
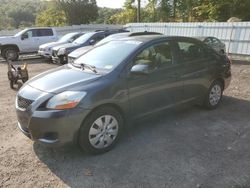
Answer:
(14, 29, 28, 36)
(73, 32, 94, 44)
(74, 40, 141, 71)
(95, 33, 130, 46)
(58, 33, 78, 43)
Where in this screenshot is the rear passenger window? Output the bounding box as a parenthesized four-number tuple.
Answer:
(92, 35, 105, 43)
(38, 29, 53, 37)
(178, 41, 207, 62)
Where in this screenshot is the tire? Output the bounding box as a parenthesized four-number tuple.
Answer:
(79, 106, 123, 154)
(9, 80, 14, 89)
(7, 71, 13, 81)
(204, 80, 223, 109)
(3, 48, 19, 61)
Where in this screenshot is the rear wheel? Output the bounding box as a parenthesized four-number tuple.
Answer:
(204, 81, 223, 109)
(3, 48, 19, 61)
(79, 106, 123, 154)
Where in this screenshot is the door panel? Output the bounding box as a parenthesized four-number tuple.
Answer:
(176, 40, 214, 102)
(127, 41, 182, 118)
(20, 30, 37, 52)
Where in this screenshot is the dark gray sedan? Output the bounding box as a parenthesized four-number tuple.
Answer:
(16, 35, 231, 154)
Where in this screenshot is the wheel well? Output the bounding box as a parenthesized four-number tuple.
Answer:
(215, 78, 225, 90)
(83, 103, 126, 126)
(1, 45, 20, 53)
(75, 103, 126, 144)
(93, 103, 125, 120)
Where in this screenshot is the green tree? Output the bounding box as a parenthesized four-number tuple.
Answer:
(58, 0, 98, 25)
(36, 5, 66, 27)
(8, 9, 35, 28)
(95, 7, 122, 24)
(109, 0, 137, 24)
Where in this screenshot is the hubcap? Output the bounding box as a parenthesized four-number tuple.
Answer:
(209, 84, 222, 106)
(89, 115, 119, 149)
(6, 50, 17, 60)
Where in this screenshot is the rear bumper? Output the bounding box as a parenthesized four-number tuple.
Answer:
(17, 108, 91, 146)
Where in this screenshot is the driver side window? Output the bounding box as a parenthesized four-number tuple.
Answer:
(22, 30, 34, 39)
(134, 41, 172, 71)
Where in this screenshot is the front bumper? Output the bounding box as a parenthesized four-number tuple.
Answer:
(38, 50, 52, 59)
(17, 107, 91, 146)
(16, 86, 91, 146)
(52, 55, 68, 64)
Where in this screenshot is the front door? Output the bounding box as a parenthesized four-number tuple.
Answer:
(19, 29, 38, 52)
(127, 40, 182, 118)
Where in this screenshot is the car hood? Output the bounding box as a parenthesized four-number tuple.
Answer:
(40, 42, 67, 49)
(26, 65, 101, 94)
(52, 43, 79, 51)
(0, 36, 17, 43)
(68, 46, 93, 59)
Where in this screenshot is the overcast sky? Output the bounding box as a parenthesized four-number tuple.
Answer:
(96, 0, 126, 8)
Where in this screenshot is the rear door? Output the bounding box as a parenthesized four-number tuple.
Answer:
(127, 40, 182, 118)
(36, 29, 57, 47)
(175, 39, 214, 102)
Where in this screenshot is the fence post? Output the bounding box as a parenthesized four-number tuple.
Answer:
(227, 24, 235, 54)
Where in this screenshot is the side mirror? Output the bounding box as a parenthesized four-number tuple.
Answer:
(130, 64, 149, 75)
(21, 34, 28, 40)
(89, 39, 95, 45)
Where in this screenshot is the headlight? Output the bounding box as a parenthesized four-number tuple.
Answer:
(57, 48, 67, 56)
(68, 57, 75, 64)
(46, 91, 87, 110)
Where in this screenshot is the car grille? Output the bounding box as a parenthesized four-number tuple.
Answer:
(17, 95, 34, 110)
(52, 49, 58, 57)
(39, 47, 44, 51)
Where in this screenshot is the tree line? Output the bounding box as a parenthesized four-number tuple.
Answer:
(0, 0, 249, 30)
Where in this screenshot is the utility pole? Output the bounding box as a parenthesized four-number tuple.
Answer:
(137, 0, 141, 22)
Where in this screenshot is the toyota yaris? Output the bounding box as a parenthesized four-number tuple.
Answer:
(16, 35, 231, 154)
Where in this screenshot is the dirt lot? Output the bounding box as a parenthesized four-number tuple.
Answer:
(1, 59, 250, 188)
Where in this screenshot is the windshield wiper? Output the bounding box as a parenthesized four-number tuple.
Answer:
(80, 63, 98, 73)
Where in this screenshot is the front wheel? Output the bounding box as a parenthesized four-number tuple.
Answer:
(79, 106, 123, 154)
(3, 48, 19, 61)
(204, 81, 223, 109)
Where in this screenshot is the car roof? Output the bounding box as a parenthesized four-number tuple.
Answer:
(25, 27, 53, 30)
(194, 36, 219, 41)
(114, 35, 201, 44)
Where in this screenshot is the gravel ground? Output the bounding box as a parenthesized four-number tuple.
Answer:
(0, 59, 250, 188)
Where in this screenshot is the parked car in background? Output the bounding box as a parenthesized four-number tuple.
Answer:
(196, 36, 226, 54)
(38, 32, 84, 59)
(68, 31, 163, 64)
(0, 27, 58, 61)
(16, 35, 231, 154)
(52, 29, 129, 64)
